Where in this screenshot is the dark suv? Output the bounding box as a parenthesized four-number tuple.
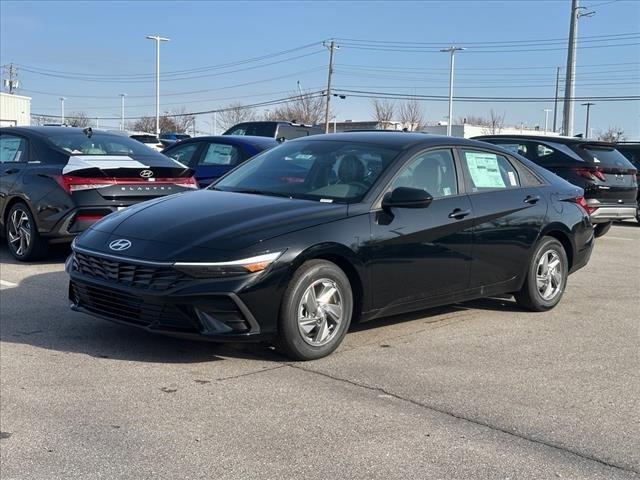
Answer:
(615, 142, 640, 223)
(475, 135, 638, 237)
(223, 121, 324, 141)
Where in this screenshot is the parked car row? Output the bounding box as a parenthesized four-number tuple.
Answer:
(1, 125, 637, 360)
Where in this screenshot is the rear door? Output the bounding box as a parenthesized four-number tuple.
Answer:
(0, 133, 29, 217)
(458, 148, 548, 290)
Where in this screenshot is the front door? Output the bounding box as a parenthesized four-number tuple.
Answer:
(367, 148, 474, 311)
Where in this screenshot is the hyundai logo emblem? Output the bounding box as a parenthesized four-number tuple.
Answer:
(109, 239, 132, 251)
(139, 169, 154, 178)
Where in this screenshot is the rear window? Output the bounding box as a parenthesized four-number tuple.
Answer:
(46, 131, 158, 156)
(580, 146, 636, 169)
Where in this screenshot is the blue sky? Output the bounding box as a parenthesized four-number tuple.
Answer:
(1, 0, 639, 137)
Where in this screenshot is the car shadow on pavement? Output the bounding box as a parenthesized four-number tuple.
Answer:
(1, 260, 527, 365)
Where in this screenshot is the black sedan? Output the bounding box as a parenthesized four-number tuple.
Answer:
(0, 127, 197, 261)
(66, 133, 594, 360)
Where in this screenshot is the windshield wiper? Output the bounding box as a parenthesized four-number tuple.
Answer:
(226, 188, 292, 198)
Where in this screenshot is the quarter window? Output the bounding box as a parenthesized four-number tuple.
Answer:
(200, 143, 241, 166)
(391, 149, 458, 198)
(462, 150, 520, 191)
(0, 135, 27, 163)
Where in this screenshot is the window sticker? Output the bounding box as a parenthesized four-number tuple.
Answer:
(442, 187, 452, 196)
(465, 152, 506, 188)
(507, 171, 517, 186)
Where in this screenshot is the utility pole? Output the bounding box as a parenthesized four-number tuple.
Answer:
(553, 66, 561, 133)
(95, 117, 99, 129)
(582, 102, 595, 138)
(441, 46, 465, 136)
(543, 109, 552, 133)
(60, 97, 65, 125)
(2, 63, 19, 94)
(146, 35, 170, 137)
(323, 40, 337, 133)
(119, 93, 127, 131)
(562, 0, 594, 136)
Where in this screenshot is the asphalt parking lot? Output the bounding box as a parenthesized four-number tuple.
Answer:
(0, 223, 638, 480)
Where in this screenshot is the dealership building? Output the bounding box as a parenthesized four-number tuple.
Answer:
(0, 92, 31, 127)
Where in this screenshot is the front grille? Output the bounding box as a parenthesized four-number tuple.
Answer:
(70, 281, 197, 331)
(73, 252, 189, 290)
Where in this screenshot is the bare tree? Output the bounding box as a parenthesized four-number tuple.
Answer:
(485, 109, 505, 135)
(270, 91, 325, 125)
(130, 116, 157, 133)
(217, 102, 258, 131)
(371, 99, 396, 128)
(458, 115, 488, 126)
(130, 109, 196, 134)
(398, 98, 425, 131)
(67, 111, 91, 128)
(597, 127, 625, 143)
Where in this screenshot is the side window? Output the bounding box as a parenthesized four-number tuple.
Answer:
(391, 149, 458, 198)
(462, 150, 520, 191)
(276, 125, 296, 140)
(200, 143, 241, 166)
(165, 143, 199, 165)
(0, 135, 27, 163)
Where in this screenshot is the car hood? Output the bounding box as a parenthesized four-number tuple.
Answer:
(80, 189, 348, 260)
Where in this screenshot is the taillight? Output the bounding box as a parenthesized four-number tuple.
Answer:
(175, 176, 199, 189)
(574, 168, 606, 182)
(53, 175, 199, 193)
(574, 195, 598, 215)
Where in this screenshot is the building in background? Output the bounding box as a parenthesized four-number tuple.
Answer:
(421, 123, 560, 139)
(0, 92, 31, 127)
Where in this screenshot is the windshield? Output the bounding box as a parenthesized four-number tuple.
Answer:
(213, 140, 401, 203)
(46, 131, 160, 156)
(225, 122, 278, 137)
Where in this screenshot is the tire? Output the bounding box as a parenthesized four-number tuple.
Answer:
(5, 202, 48, 261)
(277, 260, 353, 361)
(593, 221, 613, 238)
(636, 204, 640, 224)
(515, 237, 568, 312)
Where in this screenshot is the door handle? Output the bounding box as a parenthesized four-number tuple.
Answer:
(524, 195, 541, 204)
(448, 208, 471, 219)
(2, 168, 20, 175)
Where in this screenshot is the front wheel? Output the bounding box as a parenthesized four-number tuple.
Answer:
(593, 221, 612, 238)
(277, 260, 353, 360)
(5, 202, 48, 261)
(515, 237, 568, 312)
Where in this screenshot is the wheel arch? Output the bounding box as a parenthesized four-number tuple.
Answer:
(282, 243, 366, 322)
(539, 224, 575, 271)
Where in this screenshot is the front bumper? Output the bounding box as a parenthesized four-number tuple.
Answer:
(65, 251, 282, 342)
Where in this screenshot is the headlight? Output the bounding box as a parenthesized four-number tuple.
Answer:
(173, 251, 283, 278)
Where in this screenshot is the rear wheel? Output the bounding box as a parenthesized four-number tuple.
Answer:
(277, 260, 353, 360)
(593, 221, 612, 238)
(5, 203, 48, 261)
(515, 237, 568, 312)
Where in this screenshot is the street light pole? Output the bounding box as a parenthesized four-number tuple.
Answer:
(543, 109, 552, 133)
(146, 35, 170, 138)
(59, 97, 65, 125)
(441, 46, 465, 136)
(119, 93, 127, 131)
(582, 102, 595, 138)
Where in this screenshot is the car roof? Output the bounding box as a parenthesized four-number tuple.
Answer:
(289, 131, 498, 150)
(1, 126, 130, 138)
(168, 135, 279, 148)
(474, 134, 616, 147)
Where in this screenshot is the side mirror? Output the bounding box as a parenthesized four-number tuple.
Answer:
(382, 187, 433, 210)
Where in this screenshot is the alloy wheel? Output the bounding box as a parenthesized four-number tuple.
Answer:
(297, 278, 344, 347)
(536, 250, 563, 301)
(7, 208, 32, 257)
